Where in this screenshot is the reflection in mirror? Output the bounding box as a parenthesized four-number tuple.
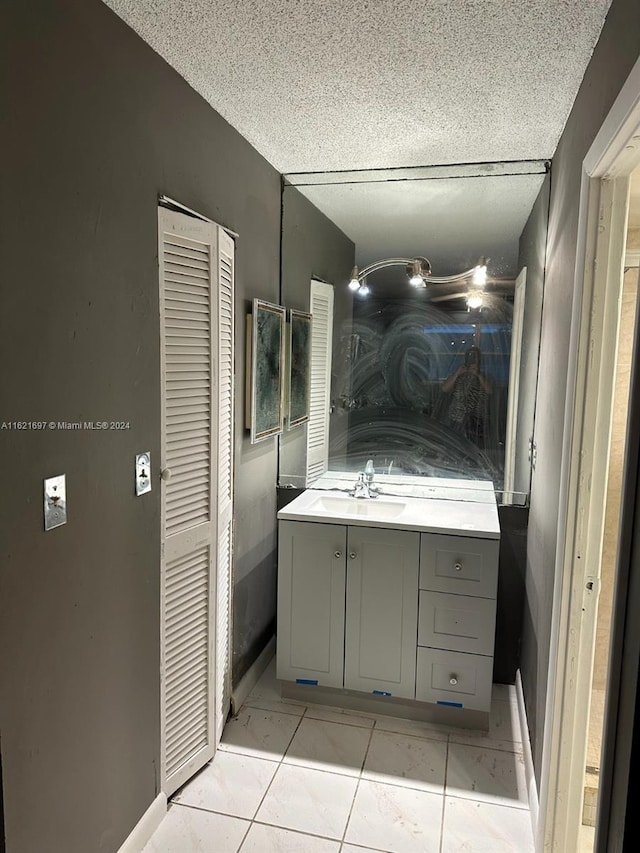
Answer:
(333, 294, 511, 486)
(279, 162, 550, 503)
(288, 309, 312, 429)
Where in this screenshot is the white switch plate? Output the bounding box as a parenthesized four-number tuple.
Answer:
(136, 452, 151, 496)
(44, 474, 67, 530)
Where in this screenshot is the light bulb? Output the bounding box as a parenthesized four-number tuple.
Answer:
(348, 266, 360, 290)
(358, 283, 370, 296)
(408, 258, 425, 287)
(467, 294, 483, 310)
(473, 259, 488, 286)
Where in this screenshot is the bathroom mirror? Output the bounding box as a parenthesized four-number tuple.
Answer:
(278, 162, 550, 501)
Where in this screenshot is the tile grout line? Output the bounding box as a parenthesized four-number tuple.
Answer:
(235, 698, 372, 849)
(231, 699, 310, 852)
(339, 720, 377, 847)
(250, 817, 348, 847)
(438, 735, 451, 853)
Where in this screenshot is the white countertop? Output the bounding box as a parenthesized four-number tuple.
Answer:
(278, 487, 500, 540)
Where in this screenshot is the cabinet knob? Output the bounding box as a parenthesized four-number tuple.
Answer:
(454, 562, 463, 572)
(334, 550, 343, 559)
(349, 551, 357, 559)
(449, 675, 458, 686)
(160, 467, 172, 482)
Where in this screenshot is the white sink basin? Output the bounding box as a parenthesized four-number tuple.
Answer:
(277, 488, 499, 538)
(310, 494, 406, 520)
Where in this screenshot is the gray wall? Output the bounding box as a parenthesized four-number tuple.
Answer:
(0, 1, 281, 851)
(521, 0, 640, 784)
(516, 173, 550, 496)
(280, 186, 355, 484)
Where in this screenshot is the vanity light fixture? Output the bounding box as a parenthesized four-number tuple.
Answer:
(347, 256, 490, 296)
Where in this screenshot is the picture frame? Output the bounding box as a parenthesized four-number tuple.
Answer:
(247, 298, 286, 443)
(287, 309, 312, 429)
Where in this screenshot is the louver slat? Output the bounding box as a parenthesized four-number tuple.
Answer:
(162, 230, 212, 531)
(163, 544, 210, 778)
(162, 230, 211, 535)
(306, 282, 334, 480)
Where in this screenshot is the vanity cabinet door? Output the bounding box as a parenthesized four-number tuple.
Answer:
(344, 527, 419, 699)
(277, 520, 347, 688)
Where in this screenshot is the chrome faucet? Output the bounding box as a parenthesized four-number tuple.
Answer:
(364, 459, 375, 487)
(351, 466, 378, 499)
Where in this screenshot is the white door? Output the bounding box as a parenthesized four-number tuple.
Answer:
(344, 527, 420, 699)
(276, 520, 346, 688)
(215, 228, 235, 742)
(158, 208, 234, 795)
(306, 281, 334, 482)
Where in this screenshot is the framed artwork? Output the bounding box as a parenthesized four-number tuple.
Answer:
(247, 298, 286, 443)
(288, 309, 312, 429)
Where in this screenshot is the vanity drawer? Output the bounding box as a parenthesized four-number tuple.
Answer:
(419, 533, 499, 599)
(415, 646, 493, 711)
(418, 591, 496, 656)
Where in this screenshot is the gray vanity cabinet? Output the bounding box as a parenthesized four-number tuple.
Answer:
(277, 516, 499, 714)
(276, 520, 347, 688)
(277, 520, 419, 698)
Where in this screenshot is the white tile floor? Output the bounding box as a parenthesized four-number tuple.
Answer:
(143, 659, 535, 853)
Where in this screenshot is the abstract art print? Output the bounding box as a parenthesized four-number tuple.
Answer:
(288, 309, 312, 429)
(249, 299, 286, 443)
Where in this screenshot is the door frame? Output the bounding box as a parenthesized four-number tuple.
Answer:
(538, 55, 640, 852)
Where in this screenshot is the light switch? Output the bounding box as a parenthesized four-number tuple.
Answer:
(44, 474, 67, 530)
(136, 452, 151, 496)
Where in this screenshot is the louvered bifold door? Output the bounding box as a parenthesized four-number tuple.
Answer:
(159, 208, 218, 796)
(215, 227, 234, 741)
(306, 281, 334, 482)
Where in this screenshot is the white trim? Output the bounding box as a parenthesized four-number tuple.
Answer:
(230, 635, 276, 715)
(117, 793, 167, 853)
(158, 194, 240, 239)
(583, 55, 640, 178)
(539, 52, 640, 853)
(516, 670, 538, 840)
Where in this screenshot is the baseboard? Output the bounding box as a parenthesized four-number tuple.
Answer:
(231, 635, 275, 715)
(516, 670, 539, 842)
(117, 793, 167, 853)
(282, 679, 490, 729)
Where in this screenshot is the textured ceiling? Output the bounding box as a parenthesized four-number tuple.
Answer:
(103, 0, 611, 173)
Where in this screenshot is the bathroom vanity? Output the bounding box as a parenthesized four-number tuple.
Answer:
(276, 477, 500, 725)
